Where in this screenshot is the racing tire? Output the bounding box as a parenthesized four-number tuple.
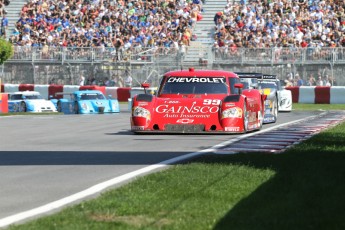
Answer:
(74, 103, 79, 114)
(243, 102, 248, 133)
(20, 101, 27, 112)
(57, 101, 62, 112)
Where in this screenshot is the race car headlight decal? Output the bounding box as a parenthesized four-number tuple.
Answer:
(81, 103, 88, 111)
(132, 106, 151, 118)
(222, 107, 242, 119)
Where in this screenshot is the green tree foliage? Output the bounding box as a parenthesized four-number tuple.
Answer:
(0, 38, 14, 64)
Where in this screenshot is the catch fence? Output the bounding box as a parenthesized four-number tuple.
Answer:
(2, 46, 345, 86)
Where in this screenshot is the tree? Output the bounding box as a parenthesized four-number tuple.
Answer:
(0, 38, 14, 65)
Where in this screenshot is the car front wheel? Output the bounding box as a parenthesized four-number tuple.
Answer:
(20, 102, 27, 112)
(74, 103, 79, 114)
(243, 102, 248, 133)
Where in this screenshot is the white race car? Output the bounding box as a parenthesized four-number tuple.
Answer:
(8, 91, 58, 112)
(259, 75, 292, 112)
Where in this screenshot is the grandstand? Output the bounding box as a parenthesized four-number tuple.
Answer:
(1, 0, 345, 86)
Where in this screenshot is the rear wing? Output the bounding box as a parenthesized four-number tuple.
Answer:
(54, 92, 73, 96)
(235, 72, 263, 79)
(262, 74, 277, 80)
(53, 92, 74, 100)
(235, 72, 263, 89)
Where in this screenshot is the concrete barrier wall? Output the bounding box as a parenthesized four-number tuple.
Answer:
(0, 84, 131, 102)
(0, 93, 8, 113)
(3, 84, 343, 104)
(286, 86, 345, 104)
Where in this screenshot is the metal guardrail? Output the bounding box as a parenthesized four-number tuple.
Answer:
(8, 46, 180, 64)
(213, 47, 345, 65)
(7, 46, 345, 66)
(4, 46, 345, 86)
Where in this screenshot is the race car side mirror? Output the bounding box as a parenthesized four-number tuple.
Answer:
(141, 83, 150, 89)
(141, 83, 150, 94)
(234, 83, 243, 89)
(234, 83, 243, 94)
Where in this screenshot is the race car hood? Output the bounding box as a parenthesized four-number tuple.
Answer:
(9, 99, 57, 112)
(78, 99, 116, 113)
(27, 99, 57, 112)
(88, 99, 110, 109)
(132, 96, 227, 132)
(152, 97, 220, 123)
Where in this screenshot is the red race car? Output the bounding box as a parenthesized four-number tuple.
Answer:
(130, 68, 266, 133)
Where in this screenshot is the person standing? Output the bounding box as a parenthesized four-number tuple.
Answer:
(296, 74, 304, 86)
(1, 15, 8, 38)
(124, 71, 132, 87)
(78, 75, 85, 86)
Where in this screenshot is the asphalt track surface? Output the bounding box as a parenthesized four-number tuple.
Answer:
(0, 104, 322, 226)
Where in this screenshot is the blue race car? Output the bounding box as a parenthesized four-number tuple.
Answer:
(51, 90, 120, 114)
(8, 91, 57, 113)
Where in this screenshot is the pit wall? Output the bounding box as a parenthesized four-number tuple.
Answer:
(0, 93, 8, 113)
(0, 84, 131, 102)
(286, 86, 345, 104)
(1, 84, 345, 104)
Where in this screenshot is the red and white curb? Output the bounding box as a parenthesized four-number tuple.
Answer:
(214, 111, 345, 154)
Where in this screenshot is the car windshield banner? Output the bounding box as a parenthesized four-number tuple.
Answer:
(167, 77, 226, 83)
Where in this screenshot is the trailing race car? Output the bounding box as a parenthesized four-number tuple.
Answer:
(130, 68, 266, 133)
(260, 74, 292, 112)
(8, 91, 57, 113)
(51, 90, 120, 114)
(236, 72, 278, 123)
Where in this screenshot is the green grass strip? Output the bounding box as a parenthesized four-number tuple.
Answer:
(8, 120, 345, 230)
(292, 103, 345, 110)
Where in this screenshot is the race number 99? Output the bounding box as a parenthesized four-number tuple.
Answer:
(203, 99, 221, 105)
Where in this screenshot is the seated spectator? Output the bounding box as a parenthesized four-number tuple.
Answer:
(10, 0, 203, 56)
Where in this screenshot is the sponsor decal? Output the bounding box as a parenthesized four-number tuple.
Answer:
(167, 77, 226, 83)
(96, 101, 103, 106)
(248, 111, 257, 122)
(138, 102, 148, 106)
(156, 101, 219, 114)
(225, 103, 235, 107)
(176, 119, 194, 124)
(164, 100, 180, 104)
(225, 127, 240, 132)
(264, 116, 275, 122)
(203, 99, 221, 105)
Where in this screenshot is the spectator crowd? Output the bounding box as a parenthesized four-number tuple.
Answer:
(213, 0, 345, 54)
(2, 0, 345, 53)
(3, 0, 204, 53)
(2, 0, 345, 86)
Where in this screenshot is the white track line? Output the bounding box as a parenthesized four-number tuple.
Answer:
(0, 114, 321, 228)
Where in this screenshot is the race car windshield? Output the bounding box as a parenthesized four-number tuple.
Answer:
(160, 77, 228, 94)
(80, 93, 105, 100)
(12, 94, 41, 99)
(259, 82, 277, 90)
(25, 95, 41, 99)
